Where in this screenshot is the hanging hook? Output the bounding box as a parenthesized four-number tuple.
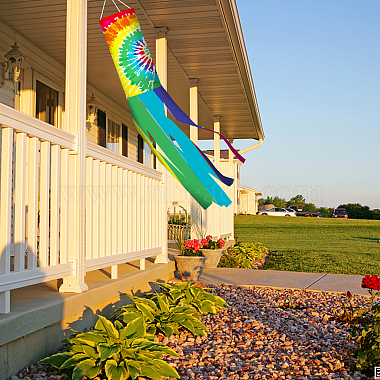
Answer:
(100, 0, 130, 20)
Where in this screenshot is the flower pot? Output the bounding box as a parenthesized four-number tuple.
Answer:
(202, 248, 224, 268)
(174, 255, 206, 281)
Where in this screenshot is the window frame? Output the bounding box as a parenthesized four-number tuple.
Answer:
(33, 71, 63, 129)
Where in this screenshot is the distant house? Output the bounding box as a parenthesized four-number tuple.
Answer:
(0, 1, 263, 378)
(239, 186, 262, 215)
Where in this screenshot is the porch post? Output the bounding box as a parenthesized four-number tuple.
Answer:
(189, 79, 199, 143)
(59, 0, 88, 292)
(214, 116, 221, 238)
(154, 27, 170, 264)
(228, 139, 235, 238)
(189, 78, 202, 238)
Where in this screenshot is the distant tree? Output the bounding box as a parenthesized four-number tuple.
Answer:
(287, 195, 306, 210)
(338, 203, 373, 219)
(317, 207, 328, 217)
(272, 196, 287, 208)
(258, 196, 286, 208)
(258, 196, 273, 206)
(304, 202, 317, 211)
(317, 207, 333, 218)
(372, 209, 380, 220)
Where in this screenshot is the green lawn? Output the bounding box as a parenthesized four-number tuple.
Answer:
(234, 215, 380, 275)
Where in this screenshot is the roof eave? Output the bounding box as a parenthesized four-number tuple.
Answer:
(217, 0, 264, 141)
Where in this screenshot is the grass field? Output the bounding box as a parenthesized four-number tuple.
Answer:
(234, 215, 380, 275)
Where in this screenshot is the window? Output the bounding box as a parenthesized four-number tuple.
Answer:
(36, 80, 58, 127)
(138, 134, 144, 163)
(122, 123, 128, 157)
(97, 109, 106, 147)
(144, 141, 151, 168)
(153, 142, 157, 169)
(107, 118, 120, 154)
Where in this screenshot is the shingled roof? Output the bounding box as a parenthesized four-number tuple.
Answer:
(202, 150, 235, 160)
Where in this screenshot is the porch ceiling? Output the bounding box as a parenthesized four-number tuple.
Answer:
(0, 0, 264, 141)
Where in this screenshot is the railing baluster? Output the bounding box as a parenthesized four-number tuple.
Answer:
(60, 148, 69, 264)
(111, 165, 118, 278)
(112, 165, 118, 255)
(92, 159, 100, 259)
(0, 128, 13, 314)
(27, 137, 39, 269)
(105, 163, 112, 257)
(86, 156, 94, 260)
(132, 172, 137, 252)
(127, 170, 133, 253)
(148, 177, 152, 249)
(39, 141, 51, 267)
(50, 145, 61, 265)
(140, 175, 145, 250)
(118, 167, 123, 254)
(14, 132, 27, 272)
(153, 180, 157, 248)
(136, 173, 141, 251)
(122, 169, 128, 254)
(99, 161, 106, 258)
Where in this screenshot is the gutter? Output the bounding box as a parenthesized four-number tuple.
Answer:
(238, 138, 263, 155)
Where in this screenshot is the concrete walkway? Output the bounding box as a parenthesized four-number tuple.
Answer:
(198, 268, 369, 296)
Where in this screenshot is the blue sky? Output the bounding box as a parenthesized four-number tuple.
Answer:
(203, 1, 380, 209)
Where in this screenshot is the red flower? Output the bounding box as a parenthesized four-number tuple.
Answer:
(218, 238, 225, 248)
(193, 242, 202, 251)
(361, 274, 380, 291)
(201, 239, 208, 246)
(184, 240, 194, 249)
(206, 235, 212, 240)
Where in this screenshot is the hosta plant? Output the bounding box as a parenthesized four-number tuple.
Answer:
(333, 275, 380, 373)
(153, 282, 228, 315)
(219, 241, 268, 269)
(113, 293, 207, 337)
(40, 315, 179, 380)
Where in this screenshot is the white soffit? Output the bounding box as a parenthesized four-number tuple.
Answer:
(0, 0, 263, 141)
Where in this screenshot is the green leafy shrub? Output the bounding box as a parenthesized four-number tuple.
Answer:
(113, 294, 207, 337)
(219, 241, 268, 268)
(153, 282, 228, 314)
(333, 275, 380, 373)
(40, 315, 179, 380)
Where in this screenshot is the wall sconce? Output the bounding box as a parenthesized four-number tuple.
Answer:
(86, 94, 100, 124)
(0, 42, 25, 88)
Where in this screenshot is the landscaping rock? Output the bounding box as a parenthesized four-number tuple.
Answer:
(7, 285, 375, 380)
(164, 285, 374, 380)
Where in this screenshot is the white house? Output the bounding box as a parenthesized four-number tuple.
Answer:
(0, 1, 263, 378)
(239, 186, 263, 215)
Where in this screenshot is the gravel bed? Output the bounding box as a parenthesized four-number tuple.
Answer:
(163, 285, 374, 380)
(8, 285, 375, 380)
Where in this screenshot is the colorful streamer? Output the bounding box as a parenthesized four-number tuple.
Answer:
(100, 8, 242, 209)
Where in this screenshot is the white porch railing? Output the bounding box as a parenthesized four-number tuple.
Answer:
(0, 104, 165, 313)
(167, 173, 234, 240)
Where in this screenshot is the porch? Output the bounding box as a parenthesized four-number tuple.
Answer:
(0, 0, 263, 377)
